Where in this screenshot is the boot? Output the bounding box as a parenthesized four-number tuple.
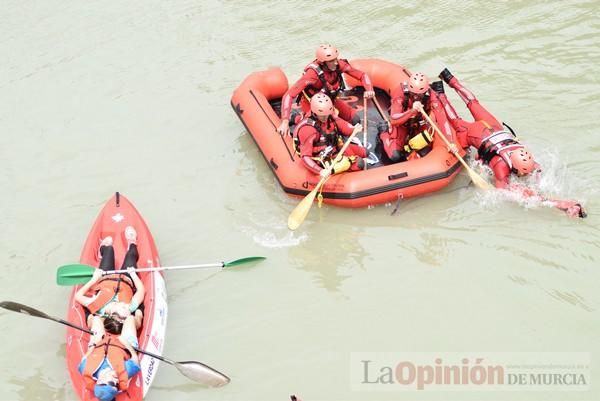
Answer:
(355, 157, 366, 170)
(389, 150, 408, 163)
(430, 80, 444, 94)
(439, 68, 454, 84)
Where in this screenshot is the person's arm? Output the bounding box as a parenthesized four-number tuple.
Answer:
(428, 93, 455, 148)
(333, 117, 358, 136)
(74, 269, 103, 306)
(127, 268, 145, 312)
(490, 159, 511, 189)
(282, 77, 313, 117)
(389, 96, 419, 127)
(339, 60, 374, 97)
(297, 127, 323, 175)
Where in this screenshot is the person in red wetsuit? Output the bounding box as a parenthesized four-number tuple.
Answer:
(293, 93, 367, 178)
(277, 44, 375, 137)
(378, 72, 439, 162)
(436, 67, 586, 218)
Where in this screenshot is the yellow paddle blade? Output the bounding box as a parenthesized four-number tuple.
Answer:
(467, 168, 493, 190)
(288, 187, 319, 230)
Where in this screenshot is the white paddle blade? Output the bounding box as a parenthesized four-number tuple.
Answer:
(175, 361, 231, 387)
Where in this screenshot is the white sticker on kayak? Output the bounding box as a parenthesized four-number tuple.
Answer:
(111, 213, 125, 222)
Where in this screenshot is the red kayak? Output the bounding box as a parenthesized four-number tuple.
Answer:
(65, 192, 168, 401)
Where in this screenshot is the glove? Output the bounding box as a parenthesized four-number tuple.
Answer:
(319, 168, 332, 179)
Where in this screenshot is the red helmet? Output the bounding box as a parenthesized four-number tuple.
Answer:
(310, 93, 334, 117)
(316, 44, 339, 63)
(510, 147, 536, 175)
(408, 72, 430, 95)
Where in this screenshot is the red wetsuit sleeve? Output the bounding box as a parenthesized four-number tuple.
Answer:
(333, 116, 355, 136)
(302, 156, 323, 175)
(339, 60, 373, 91)
(390, 104, 418, 126)
(389, 84, 417, 126)
(490, 157, 511, 189)
(281, 69, 320, 120)
(296, 126, 323, 175)
(297, 126, 317, 157)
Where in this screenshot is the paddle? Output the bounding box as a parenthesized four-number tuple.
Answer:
(418, 108, 492, 190)
(287, 125, 361, 230)
(363, 97, 368, 170)
(0, 301, 230, 387)
(56, 256, 266, 286)
(372, 96, 391, 127)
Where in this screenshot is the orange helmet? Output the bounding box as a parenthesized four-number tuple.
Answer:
(510, 147, 536, 175)
(408, 72, 430, 95)
(310, 93, 334, 117)
(316, 44, 339, 63)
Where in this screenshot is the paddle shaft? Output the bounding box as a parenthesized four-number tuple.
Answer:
(372, 97, 391, 126)
(363, 97, 368, 170)
(1, 302, 181, 365)
(418, 108, 491, 189)
(100, 263, 225, 275)
(287, 125, 361, 230)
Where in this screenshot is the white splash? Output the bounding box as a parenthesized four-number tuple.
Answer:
(251, 230, 308, 248)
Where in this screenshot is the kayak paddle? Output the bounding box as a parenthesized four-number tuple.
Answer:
(56, 256, 266, 286)
(0, 301, 230, 387)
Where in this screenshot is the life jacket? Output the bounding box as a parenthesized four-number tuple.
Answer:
(87, 274, 136, 314)
(293, 116, 341, 158)
(400, 82, 431, 115)
(300, 60, 347, 100)
(400, 82, 431, 137)
(83, 335, 132, 391)
(477, 128, 523, 168)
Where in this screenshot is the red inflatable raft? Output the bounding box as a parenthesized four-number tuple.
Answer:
(231, 59, 467, 208)
(65, 192, 167, 401)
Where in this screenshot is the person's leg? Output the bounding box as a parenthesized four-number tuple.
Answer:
(98, 242, 116, 272)
(440, 69, 502, 127)
(440, 68, 476, 105)
(121, 227, 139, 269)
(436, 92, 462, 127)
(380, 126, 408, 162)
(121, 245, 139, 269)
(344, 143, 367, 158)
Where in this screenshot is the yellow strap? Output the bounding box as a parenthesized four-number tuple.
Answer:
(479, 120, 492, 130)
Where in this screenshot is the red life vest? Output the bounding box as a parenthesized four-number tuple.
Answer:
(83, 335, 132, 391)
(301, 59, 347, 99)
(477, 129, 523, 169)
(86, 274, 135, 314)
(293, 116, 340, 157)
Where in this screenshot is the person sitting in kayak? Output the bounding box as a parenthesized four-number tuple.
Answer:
(79, 314, 140, 401)
(75, 226, 145, 329)
(435, 68, 586, 218)
(277, 43, 375, 137)
(378, 72, 442, 163)
(293, 93, 366, 179)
